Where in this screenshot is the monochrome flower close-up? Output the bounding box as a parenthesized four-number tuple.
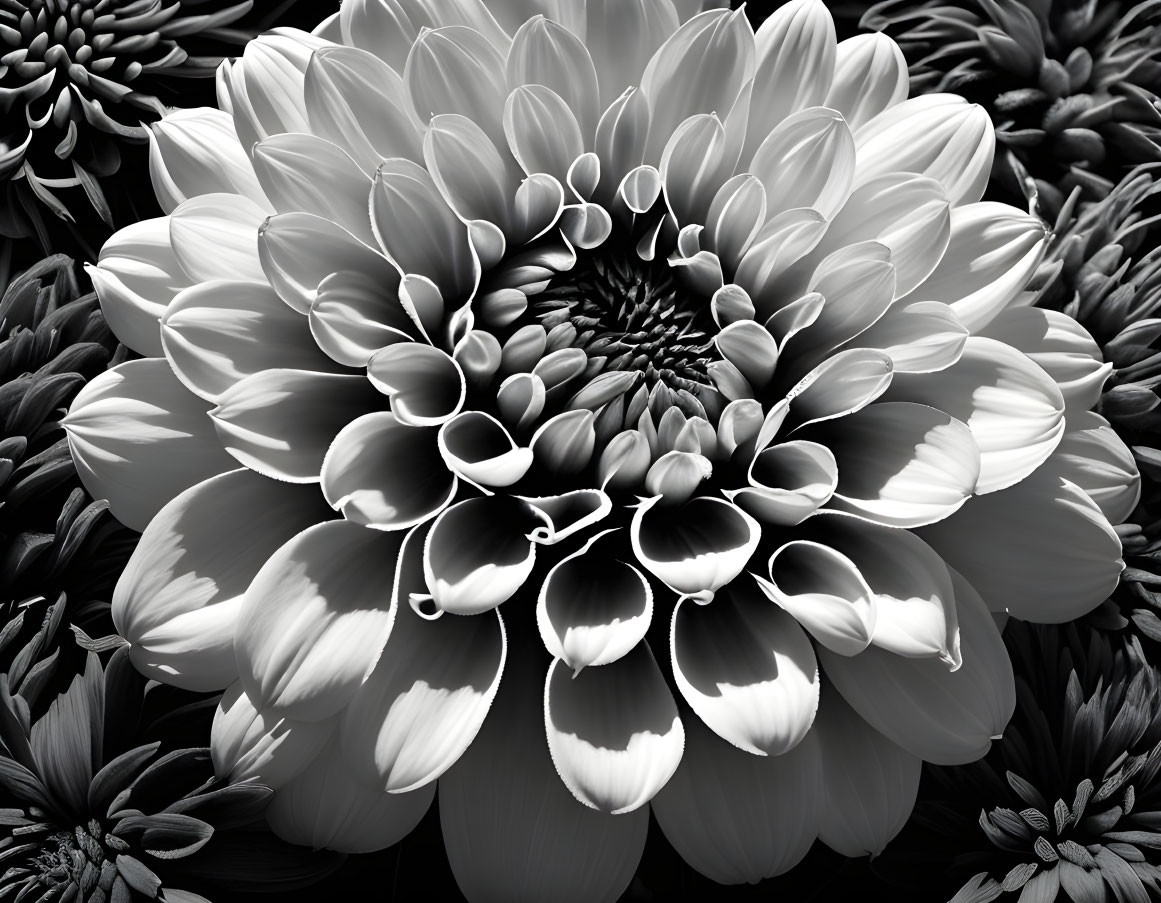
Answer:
(61, 0, 1140, 899)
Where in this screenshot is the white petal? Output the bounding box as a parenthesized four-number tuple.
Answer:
(581, 0, 678, 109)
(797, 241, 897, 353)
(672, 577, 818, 756)
(308, 270, 414, 367)
(814, 401, 981, 528)
(504, 85, 584, 185)
(660, 113, 729, 226)
(168, 193, 268, 286)
(855, 95, 995, 207)
(224, 31, 323, 151)
(63, 359, 235, 532)
(148, 109, 269, 214)
(728, 439, 837, 526)
(1035, 410, 1140, 526)
(438, 410, 532, 488)
(211, 683, 332, 789)
(87, 218, 188, 357)
(367, 341, 466, 426)
(705, 175, 767, 274)
(340, 521, 505, 791)
(851, 300, 969, 374)
(110, 469, 330, 690)
(266, 736, 434, 853)
(824, 33, 908, 131)
(405, 25, 509, 144)
(322, 412, 456, 530)
(904, 201, 1046, 333)
(339, 0, 509, 72)
(918, 466, 1124, 623)
(742, 0, 837, 164)
(545, 642, 683, 814)
(734, 208, 829, 315)
(440, 644, 648, 903)
(651, 712, 823, 884)
(785, 347, 895, 427)
(593, 87, 651, 203)
(506, 16, 600, 138)
(424, 113, 519, 232)
(161, 280, 339, 403)
(210, 369, 380, 483)
(751, 107, 856, 222)
(815, 686, 921, 857)
(820, 566, 1015, 765)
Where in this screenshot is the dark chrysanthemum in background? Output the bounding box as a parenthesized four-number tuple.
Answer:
(862, 0, 1161, 220)
(0, 0, 315, 258)
(877, 622, 1161, 902)
(0, 644, 345, 903)
(1030, 165, 1161, 646)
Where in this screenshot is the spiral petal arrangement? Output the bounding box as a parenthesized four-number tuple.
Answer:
(61, 0, 1138, 896)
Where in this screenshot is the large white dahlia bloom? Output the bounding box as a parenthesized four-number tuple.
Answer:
(64, 0, 1141, 897)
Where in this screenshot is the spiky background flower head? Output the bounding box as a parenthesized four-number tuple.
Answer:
(0, 0, 311, 256)
(63, 0, 1139, 898)
(877, 622, 1161, 902)
(1030, 166, 1161, 643)
(862, 0, 1161, 220)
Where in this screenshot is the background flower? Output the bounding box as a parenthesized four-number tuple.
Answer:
(862, 0, 1161, 220)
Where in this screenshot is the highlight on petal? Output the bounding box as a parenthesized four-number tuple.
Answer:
(671, 576, 818, 756)
(423, 496, 539, 615)
(506, 15, 600, 138)
(504, 85, 586, 184)
(726, 440, 837, 527)
(813, 401, 981, 528)
(1035, 410, 1140, 526)
(652, 709, 823, 884)
(221, 30, 323, 151)
(87, 218, 189, 357)
(631, 495, 761, 599)
(266, 736, 434, 854)
(750, 107, 856, 221)
(545, 641, 683, 814)
(308, 269, 415, 367)
(340, 522, 505, 792)
(63, 359, 235, 532)
(168, 193, 269, 286)
(210, 369, 381, 483)
(367, 342, 466, 426)
(815, 686, 921, 858)
(537, 531, 653, 671)
(440, 642, 648, 903)
(439, 411, 533, 488)
(825, 33, 908, 132)
(851, 300, 969, 374)
(425, 113, 520, 232)
(755, 541, 877, 656)
(322, 412, 456, 530)
(918, 465, 1124, 623)
(236, 520, 402, 721)
(111, 469, 331, 691)
(211, 682, 333, 789)
(886, 336, 1065, 494)
(820, 567, 1015, 766)
(161, 280, 340, 403)
(405, 25, 509, 144)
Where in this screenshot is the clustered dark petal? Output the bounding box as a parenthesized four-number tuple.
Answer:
(1031, 166, 1161, 646)
(0, 644, 344, 903)
(877, 622, 1161, 902)
(0, 0, 310, 257)
(862, 0, 1161, 219)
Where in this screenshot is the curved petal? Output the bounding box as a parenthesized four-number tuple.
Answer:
(405, 25, 509, 144)
(887, 336, 1065, 494)
(63, 359, 236, 532)
(583, 0, 678, 109)
(756, 540, 876, 656)
(813, 401, 981, 528)
(162, 280, 340, 403)
(1035, 410, 1140, 526)
(423, 496, 540, 615)
(672, 576, 818, 756)
(211, 683, 333, 789)
(237, 520, 402, 721)
(504, 85, 585, 184)
(904, 202, 1046, 334)
(439, 641, 648, 903)
(651, 710, 823, 884)
(168, 193, 268, 286)
(727, 439, 837, 526)
(210, 369, 381, 483)
(439, 411, 533, 488)
(631, 495, 761, 600)
(785, 348, 895, 428)
(820, 567, 1015, 766)
(266, 736, 434, 854)
(223, 31, 321, 151)
(340, 521, 505, 792)
(854, 94, 994, 207)
(537, 531, 652, 671)
(824, 33, 908, 131)
(545, 641, 683, 814)
(322, 412, 456, 530)
(111, 469, 330, 690)
(798, 241, 897, 353)
(850, 300, 969, 374)
(506, 16, 600, 138)
(815, 686, 921, 857)
(308, 269, 415, 367)
(521, 489, 614, 545)
(367, 342, 466, 426)
(751, 106, 855, 221)
(425, 113, 520, 232)
(918, 467, 1124, 623)
(87, 218, 188, 357)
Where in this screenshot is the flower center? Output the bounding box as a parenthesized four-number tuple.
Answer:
(532, 250, 717, 395)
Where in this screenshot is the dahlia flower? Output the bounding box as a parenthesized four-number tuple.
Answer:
(879, 623, 1161, 903)
(0, 0, 309, 253)
(863, 0, 1161, 220)
(63, 0, 1139, 897)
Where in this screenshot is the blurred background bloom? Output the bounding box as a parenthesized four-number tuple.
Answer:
(862, 0, 1161, 221)
(0, 0, 322, 264)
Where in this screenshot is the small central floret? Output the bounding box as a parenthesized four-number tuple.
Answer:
(532, 251, 717, 394)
